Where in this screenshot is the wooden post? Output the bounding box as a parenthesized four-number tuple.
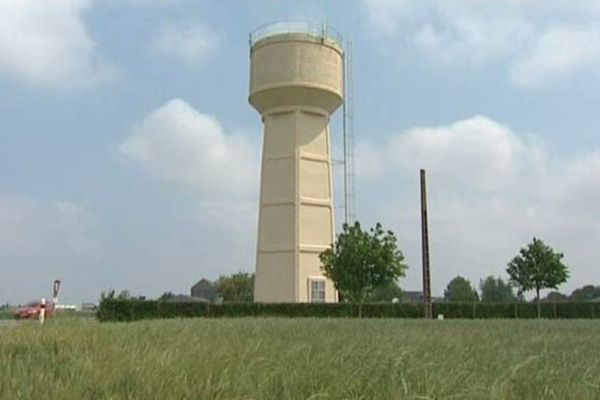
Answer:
(52, 279, 61, 308)
(39, 298, 46, 325)
(420, 169, 432, 319)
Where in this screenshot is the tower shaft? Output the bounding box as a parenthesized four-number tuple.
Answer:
(255, 107, 336, 302)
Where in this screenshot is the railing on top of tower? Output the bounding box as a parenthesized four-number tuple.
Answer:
(249, 21, 344, 48)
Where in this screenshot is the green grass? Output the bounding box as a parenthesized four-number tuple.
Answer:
(0, 309, 14, 320)
(1, 318, 599, 399)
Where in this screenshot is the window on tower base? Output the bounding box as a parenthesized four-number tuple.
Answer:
(309, 278, 325, 303)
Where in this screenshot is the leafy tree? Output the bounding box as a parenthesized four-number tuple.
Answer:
(479, 276, 516, 302)
(444, 276, 479, 302)
(99, 289, 141, 303)
(366, 281, 403, 303)
(506, 237, 569, 318)
(215, 272, 254, 303)
(569, 285, 600, 302)
(544, 291, 567, 302)
(100, 289, 116, 301)
(319, 222, 408, 316)
(157, 292, 176, 301)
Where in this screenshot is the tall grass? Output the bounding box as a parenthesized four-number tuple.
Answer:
(0, 310, 13, 320)
(1, 318, 599, 399)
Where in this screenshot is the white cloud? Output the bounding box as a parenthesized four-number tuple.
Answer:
(510, 25, 600, 88)
(358, 115, 600, 296)
(54, 200, 89, 219)
(119, 98, 258, 200)
(412, 17, 533, 68)
(116, 99, 259, 298)
(355, 141, 386, 180)
(0, 194, 101, 303)
(386, 116, 545, 194)
(364, 0, 600, 87)
(0, 195, 97, 252)
(149, 21, 221, 67)
(0, 0, 115, 88)
(109, 0, 176, 5)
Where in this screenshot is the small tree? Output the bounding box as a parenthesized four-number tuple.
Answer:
(100, 289, 116, 301)
(157, 292, 175, 301)
(569, 285, 600, 302)
(215, 272, 254, 303)
(506, 237, 569, 318)
(479, 276, 516, 303)
(366, 281, 403, 303)
(544, 291, 567, 302)
(444, 276, 479, 302)
(319, 222, 408, 317)
(117, 290, 130, 300)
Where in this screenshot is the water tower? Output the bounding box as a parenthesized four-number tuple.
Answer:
(249, 22, 344, 303)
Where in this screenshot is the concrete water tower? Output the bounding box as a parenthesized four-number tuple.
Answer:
(249, 22, 344, 303)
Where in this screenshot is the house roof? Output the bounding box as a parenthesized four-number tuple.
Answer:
(192, 278, 214, 290)
(164, 295, 208, 303)
(403, 291, 424, 297)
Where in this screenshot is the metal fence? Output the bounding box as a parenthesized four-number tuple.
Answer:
(250, 21, 343, 47)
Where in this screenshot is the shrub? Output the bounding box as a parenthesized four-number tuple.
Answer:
(97, 299, 600, 322)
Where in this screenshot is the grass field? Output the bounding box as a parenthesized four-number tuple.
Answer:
(1, 318, 599, 399)
(0, 310, 13, 320)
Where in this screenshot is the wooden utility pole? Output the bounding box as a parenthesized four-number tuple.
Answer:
(420, 169, 432, 319)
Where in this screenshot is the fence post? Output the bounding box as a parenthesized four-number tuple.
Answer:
(39, 298, 46, 325)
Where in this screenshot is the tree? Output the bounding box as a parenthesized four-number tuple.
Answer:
(366, 281, 403, 303)
(117, 290, 131, 300)
(444, 276, 479, 302)
(157, 292, 176, 301)
(319, 222, 408, 317)
(479, 276, 516, 302)
(506, 237, 569, 318)
(100, 289, 116, 301)
(544, 291, 567, 302)
(215, 272, 254, 302)
(569, 285, 600, 302)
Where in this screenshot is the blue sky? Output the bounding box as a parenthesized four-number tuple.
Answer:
(2, 0, 600, 304)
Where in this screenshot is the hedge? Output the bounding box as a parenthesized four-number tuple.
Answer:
(97, 299, 600, 322)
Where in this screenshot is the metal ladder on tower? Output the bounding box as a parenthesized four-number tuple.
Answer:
(343, 40, 356, 225)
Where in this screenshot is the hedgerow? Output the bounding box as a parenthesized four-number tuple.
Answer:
(97, 299, 600, 322)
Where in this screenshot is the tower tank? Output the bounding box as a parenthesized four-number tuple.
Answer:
(249, 22, 344, 303)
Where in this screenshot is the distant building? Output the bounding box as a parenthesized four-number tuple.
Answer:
(191, 279, 216, 301)
(81, 302, 97, 311)
(402, 291, 443, 304)
(402, 291, 424, 304)
(165, 295, 208, 303)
